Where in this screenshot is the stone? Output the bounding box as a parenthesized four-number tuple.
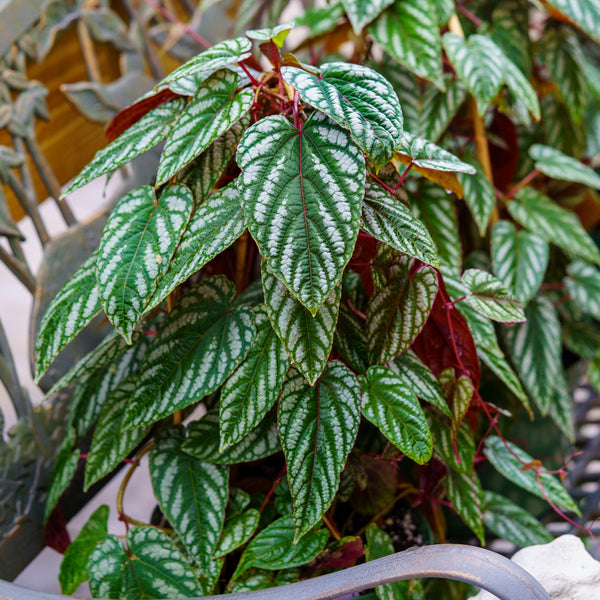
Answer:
(473, 535, 600, 599)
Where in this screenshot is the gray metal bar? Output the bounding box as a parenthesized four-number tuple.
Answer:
(0, 544, 550, 600)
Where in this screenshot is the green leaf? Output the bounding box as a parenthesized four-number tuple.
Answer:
(504, 296, 561, 415)
(60, 505, 109, 595)
(366, 253, 438, 363)
(418, 77, 467, 142)
(47, 329, 132, 396)
(157, 37, 252, 88)
(369, 0, 444, 89)
(530, 143, 600, 189)
(360, 366, 432, 464)
(361, 179, 438, 268)
(295, 3, 345, 37)
(395, 350, 450, 416)
(124, 276, 255, 429)
(430, 418, 475, 474)
(279, 362, 361, 540)
(398, 131, 476, 174)
(334, 303, 369, 375)
(234, 516, 328, 578)
(365, 523, 422, 600)
(44, 427, 79, 523)
(62, 100, 185, 196)
(541, 91, 585, 157)
(544, 0, 600, 45)
(509, 188, 600, 266)
(443, 33, 505, 115)
(150, 426, 228, 571)
(237, 112, 365, 313)
(157, 70, 253, 184)
(565, 261, 600, 320)
(380, 58, 421, 134)
(484, 436, 580, 515)
(548, 369, 575, 442)
(220, 304, 289, 448)
(445, 470, 485, 544)
(412, 181, 461, 275)
(146, 183, 247, 313)
(246, 22, 294, 46)
(183, 409, 281, 464)
(483, 491, 552, 547)
(262, 263, 341, 385)
(491, 220, 549, 304)
(501, 54, 541, 124)
(97, 184, 193, 342)
(442, 370, 474, 438)
(214, 508, 260, 558)
(462, 269, 525, 323)
(35, 251, 102, 382)
(84, 378, 148, 490)
(281, 62, 402, 168)
(341, 0, 395, 33)
(88, 527, 202, 599)
(456, 159, 496, 236)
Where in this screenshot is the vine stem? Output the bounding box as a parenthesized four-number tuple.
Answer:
(506, 169, 541, 199)
(141, 0, 211, 48)
(448, 14, 498, 229)
(322, 513, 342, 541)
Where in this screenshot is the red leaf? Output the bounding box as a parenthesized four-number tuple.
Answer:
(314, 537, 365, 570)
(489, 111, 519, 192)
(44, 505, 71, 554)
(411, 275, 480, 389)
(413, 458, 447, 506)
(349, 233, 378, 298)
(106, 89, 181, 142)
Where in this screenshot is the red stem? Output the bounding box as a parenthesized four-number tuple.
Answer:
(239, 62, 261, 87)
(393, 161, 413, 190)
(506, 169, 541, 199)
(456, 3, 483, 27)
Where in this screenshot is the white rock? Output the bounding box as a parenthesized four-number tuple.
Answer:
(472, 535, 600, 599)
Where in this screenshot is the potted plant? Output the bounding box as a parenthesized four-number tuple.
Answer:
(28, 1, 600, 598)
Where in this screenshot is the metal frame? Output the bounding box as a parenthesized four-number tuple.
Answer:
(0, 544, 551, 600)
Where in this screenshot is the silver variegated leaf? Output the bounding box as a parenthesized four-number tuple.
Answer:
(456, 158, 496, 236)
(530, 143, 600, 188)
(279, 362, 361, 540)
(501, 54, 541, 124)
(62, 100, 185, 196)
(361, 178, 438, 267)
(504, 296, 561, 416)
(491, 220, 549, 304)
(88, 527, 202, 599)
(565, 261, 600, 320)
(35, 251, 102, 382)
(412, 181, 461, 275)
(157, 70, 253, 184)
(418, 77, 467, 142)
(483, 491, 552, 548)
(281, 62, 403, 168)
(97, 185, 194, 342)
(157, 37, 252, 88)
(123, 276, 255, 429)
(445, 469, 485, 544)
(430, 418, 475, 474)
(233, 516, 328, 578)
(462, 269, 525, 323)
(84, 378, 148, 490)
(334, 303, 369, 375)
(150, 426, 228, 571)
(484, 436, 580, 515)
(381, 58, 421, 133)
(44, 427, 79, 522)
(360, 366, 432, 464)
(544, 0, 600, 45)
(237, 112, 365, 313)
(510, 188, 600, 266)
(442, 33, 505, 115)
(366, 253, 438, 363)
(342, 0, 395, 33)
(262, 262, 341, 385)
(146, 183, 247, 313)
(214, 509, 260, 558)
(394, 350, 450, 416)
(183, 410, 281, 465)
(398, 131, 476, 173)
(369, 0, 444, 89)
(220, 304, 289, 449)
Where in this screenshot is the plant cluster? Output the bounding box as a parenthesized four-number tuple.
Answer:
(35, 1, 600, 598)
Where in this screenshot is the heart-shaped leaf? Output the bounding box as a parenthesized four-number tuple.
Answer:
(237, 112, 365, 313)
(530, 143, 600, 188)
